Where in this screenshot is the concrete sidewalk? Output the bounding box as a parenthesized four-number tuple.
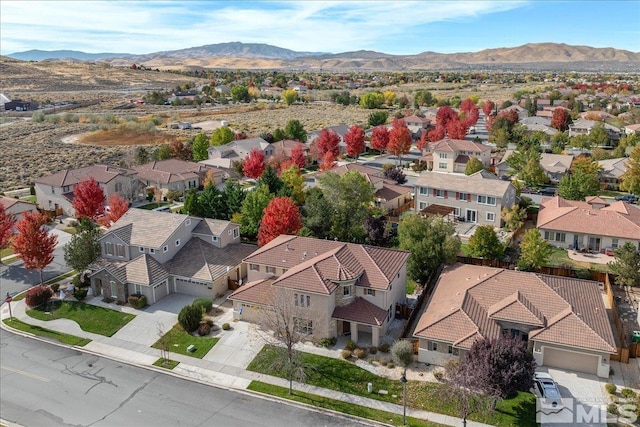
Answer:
(0, 294, 492, 427)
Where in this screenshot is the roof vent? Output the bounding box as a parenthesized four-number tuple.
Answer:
(302, 251, 307, 260)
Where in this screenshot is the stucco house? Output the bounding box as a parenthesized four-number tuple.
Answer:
(0, 196, 38, 221)
(134, 159, 223, 197)
(35, 164, 142, 217)
(537, 196, 640, 253)
(414, 170, 517, 225)
(414, 263, 616, 378)
(597, 157, 629, 190)
(421, 138, 492, 173)
(569, 119, 622, 144)
(88, 208, 256, 305)
(539, 153, 574, 183)
(229, 235, 410, 346)
(205, 137, 273, 169)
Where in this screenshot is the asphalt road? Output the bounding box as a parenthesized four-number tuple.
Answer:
(0, 228, 73, 298)
(0, 330, 368, 427)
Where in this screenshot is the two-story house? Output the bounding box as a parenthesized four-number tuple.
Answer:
(569, 119, 622, 145)
(422, 138, 492, 173)
(34, 164, 141, 217)
(205, 137, 273, 169)
(414, 170, 517, 225)
(229, 235, 410, 346)
(134, 159, 223, 197)
(414, 263, 616, 378)
(88, 209, 256, 305)
(597, 157, 629, 190)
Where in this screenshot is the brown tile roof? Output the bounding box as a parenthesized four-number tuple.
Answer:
(135, 159, 220, 185)
(332, 297, 389, 326)
(89, 254, 168, 286)
(430, 138, 492, 154)
(35, 164, 136, 186)
(167, 238, 256, 282)
(0, 196, 36, 210)
(228, 278, 276, 306)
(414, 263, 616, 353)
(537, 196, 640, 240)
(244, 235, 410, 293)
(105, 208, 194, 248)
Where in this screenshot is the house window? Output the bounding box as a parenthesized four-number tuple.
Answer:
(486, 212, 495, 222)
(419, 186, 428, 195)
(116, 244, 125, 258)
(294, 293, 298, 306)
(134, 284, 142, 294)
(163, 245, 168, 253)
(105, 242, 114, 256)
(543, 231, 566, 242)
(139, 247, 145, 253)
(306, 295, 310, 307)
(365, 289, 376, 296)
(175, 239, 180, 247)
(612, 239, 619, 249)
(115, 182, 123, 192)
(149, 248, 155, 254)
(459, 192, 468, 201)
(51, 186, 55, 194)
(448, 346, 459, 356)
(419, 201, 427, 210)
(436, 189, 445, 198)
(63, 185, 70, 193)
(294, 318, 313, 334)
(440, 153, 448, 159)
(233, 228, 239, 238)
(476, 195, 496, 205)
(343, 285, 352, 297)
(428, 341, 438, 351)
(454, 207, 461, 217)
(438, 162, 447, 169)
(250, 264, 259, 271)
(266, 266, 276, 275)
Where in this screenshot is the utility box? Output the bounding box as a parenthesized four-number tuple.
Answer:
(187, 344, 197, 353)
(367, 383, 373, 393)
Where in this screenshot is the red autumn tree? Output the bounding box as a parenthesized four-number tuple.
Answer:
(319, 151, 337, 171)
(416, 131, 430, 153)
(344, 125, 365, 159)
(446, 120, 470, 140)
(315, 129, 340, 162)
(459, 98, 476, 114)
(550, 108, 571, 131)
(388, 119, 412, 164)
(435, 106, 459, 131)
(0, 204, 16, 257)
(98, 193, 129, 228)
(370, 125, 389, 153)
(73, 177, 105, 220)
(11, 211, 57, 285)
(482, 100, 495, 116)
(243, 148, 266, 179)
(426, 126, 445, 142)
(290, 142, 307, 169)
(257, 197, 302, 247)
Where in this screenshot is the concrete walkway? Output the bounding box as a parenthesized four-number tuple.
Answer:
(1, 292, 492, 427)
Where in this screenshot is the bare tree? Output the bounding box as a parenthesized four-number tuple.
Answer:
(156, 322, 170, 365)
(439, 360, 494, 427)
(257, 289, 310, 394)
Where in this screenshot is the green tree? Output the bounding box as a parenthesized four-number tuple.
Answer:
(517, 229, 552, 271)
(398, 213, 461, 285)
(589, 122, 610, 147)
(231, 84, 250, 102)
(464, 157, 485, 175)
(501, 205, 526, 232)
(273, 128, 286, 142)
(222, 180, 246, 220)
(281, 89, 298, 106)
(620, 146, 640, 195)
(558, 170, 600, 201)
(240, 184, 274, 239)
(359, 91, 385, 109)
(178, 304, 203, 333)
(191, 133, 210, 162)
(284, 120, 307, 142)
(301, 187, 332, 239)
(257, 165, 284, 195)
(520, 153, 548, 188)
(467, 226, 504, 259)
(368, 111, 388, 127)
(182, 188, 204, 217)
(318, 170, 375, 242)
(608, 242, 640, 287)
(135, 146, 150, 165)
(211, 126, 234, 146)
(63, 223, 102, 273)
(198, 183, 226, 219)
(570, 134, 592, 152)
(153, 144, 171, 160)
(489, 127, 511, 150)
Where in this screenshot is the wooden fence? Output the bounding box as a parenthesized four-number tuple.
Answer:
(401, 264, 444, 339)
(603, 272, 630, 363)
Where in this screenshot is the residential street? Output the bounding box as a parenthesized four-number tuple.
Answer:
(0, 329, 367, 427)
(0, 227, 72, 298)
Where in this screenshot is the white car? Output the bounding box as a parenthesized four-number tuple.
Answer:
(533, 372, 563, 411)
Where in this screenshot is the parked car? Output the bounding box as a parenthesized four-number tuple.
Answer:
(540, 187, 558, 196)
(615, 194, 638, 203)
(533, 372, 563, 410)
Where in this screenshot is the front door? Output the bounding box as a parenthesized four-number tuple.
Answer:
(342, 321, 350, 335)
(466, 209, 477, 223)
(110, 281, 118, 298)
(589, 237, 601, 252)
(573, 234, 582, 250)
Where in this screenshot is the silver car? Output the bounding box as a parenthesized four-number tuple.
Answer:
(533, 372, 563, 411)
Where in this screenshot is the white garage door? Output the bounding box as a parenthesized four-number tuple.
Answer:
(543, 347, 598, 375)
(174, 278, 213, 298)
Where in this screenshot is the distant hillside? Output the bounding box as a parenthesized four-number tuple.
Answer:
(8, 49, 133, 61)
(9, 42, 640, 72)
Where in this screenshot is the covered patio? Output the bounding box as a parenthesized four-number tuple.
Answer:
(332, 297, 388, 347)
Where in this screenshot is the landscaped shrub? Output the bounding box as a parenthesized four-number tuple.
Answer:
(127, 294, 147, 309)
(353, 348, 367, 359)
(206, 319, 214, 327)
(341, 350, 352, 359)
(605, 383, 617, 395)
(433, 370, 444, 382)
(369, 346, 378, 355)
(345, 340, 356, 351)
(25, 285, 53, 307)
(193, 297, 213, 313)
(73, 274, 91, 288)
(318, 337, 337, 348)
(197, 323, 211, 337)
(50, 283, 60, 292)
(178, 304, 203, 333)
(608, 403, 618, 415)
(379, 343, 390, 353)
(621, 388, 636, 399)
(73, 288, 88, 301)
(222, 322, 231, 330)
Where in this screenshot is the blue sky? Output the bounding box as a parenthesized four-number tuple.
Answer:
(1, 1, 639, 55)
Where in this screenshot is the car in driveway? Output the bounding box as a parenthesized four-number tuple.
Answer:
(615, 194, 638, 203)
(533, 372, 563, 411)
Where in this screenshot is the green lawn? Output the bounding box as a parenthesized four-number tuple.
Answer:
(1, 247, 14, 258)
(248, 345, 536, 426)
(459, 243, 471, 256)
(3, 318, 91, 346)
(43, 270, 78, 286)
(152, 325, 219, 358)
(21, 195, 37, 203)
(27, 301, 135, 336)
(406, 278, 418, 296)
(248, 381, 444, 427)
(137, 202, 170, 210)
(547, 247, 611, 273)
(153, 358, 180, 370)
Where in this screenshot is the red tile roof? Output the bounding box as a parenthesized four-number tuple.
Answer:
(333, 297, 389, 326)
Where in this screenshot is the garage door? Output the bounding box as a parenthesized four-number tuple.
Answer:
(543, 347, 598, 375)
(174, 278, 212, 298)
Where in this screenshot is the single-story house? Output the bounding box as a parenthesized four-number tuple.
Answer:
(597, 157, 629, 190)
(0, 196, 38, 222)
(135, 159, 223, 196)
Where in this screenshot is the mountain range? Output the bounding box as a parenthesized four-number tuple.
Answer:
(8, 42, 640, 72)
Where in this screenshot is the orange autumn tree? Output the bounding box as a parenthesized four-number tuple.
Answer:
(11, 211, 57, 285)
(315, 129, 340, 162)
(0, 204, 16, 258)
(243, 148, 266, 179)
(344, 125, 365, 159)
(388, 118, 412, 165)
(370, 125, 389, 153)
(290, 142, 307, 169)
(72, 177, 105, 220)
(99, 193, 129, 228)
(257, 197, 302, 247)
